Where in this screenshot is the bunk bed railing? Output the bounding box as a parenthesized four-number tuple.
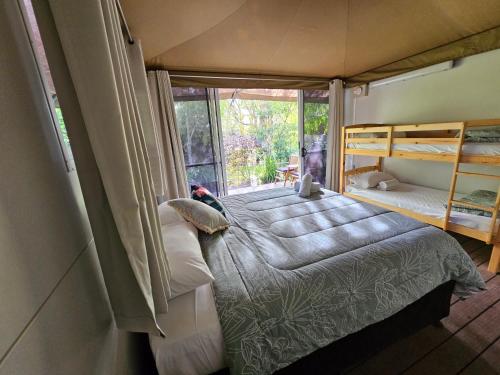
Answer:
(343, 122, 466, 162)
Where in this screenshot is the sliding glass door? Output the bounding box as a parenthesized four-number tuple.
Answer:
(171, 87, 224, 195)
(300, 89, 329, 186)
(218, 89, 299, 194)
(171, 86, 330, 196)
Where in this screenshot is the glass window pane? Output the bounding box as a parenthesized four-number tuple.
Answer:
(22, 0, 74, 167)
(172, 88, 214, 166)
(186, 165, 219, 196)
(303, 89, 329, 186)
(172, 87, 220, 196)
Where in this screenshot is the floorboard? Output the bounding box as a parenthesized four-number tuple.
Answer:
(346, 235, 499, 375)
(460, 337, 500, 375)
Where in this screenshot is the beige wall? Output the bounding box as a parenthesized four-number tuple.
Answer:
(0, 2, 151, 374)
(344, 49, 500, 194)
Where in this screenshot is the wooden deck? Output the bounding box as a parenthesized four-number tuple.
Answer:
(346, 235, 499, 375)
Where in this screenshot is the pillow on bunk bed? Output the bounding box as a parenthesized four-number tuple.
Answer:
(161, 220, 214, 299)
(350, 171, 396, 189)
(378, 179, 400, 191)
(447, 189, 496, 217)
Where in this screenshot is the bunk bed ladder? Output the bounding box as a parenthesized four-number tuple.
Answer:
(443, 123, 465, 231)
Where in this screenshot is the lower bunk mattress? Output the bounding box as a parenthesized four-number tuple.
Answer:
(346, 183, 498, 232)
(200, 188, 484, 375)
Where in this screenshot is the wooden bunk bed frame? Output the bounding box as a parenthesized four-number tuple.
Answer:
(339, 119, 500, 273)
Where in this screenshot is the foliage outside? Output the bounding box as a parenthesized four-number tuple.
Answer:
(173, 89, 329, 195)
(219, 96, 299, 188)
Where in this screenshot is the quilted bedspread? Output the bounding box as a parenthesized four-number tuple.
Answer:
(200, 188, 485, 375)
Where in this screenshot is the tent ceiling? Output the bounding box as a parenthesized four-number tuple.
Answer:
(122, 0, 500, 79)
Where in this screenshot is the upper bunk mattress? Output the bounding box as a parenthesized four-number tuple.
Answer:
(200, 188, 484, 375)
(346, 183, 497, 232)
(347, 142, 500, 155)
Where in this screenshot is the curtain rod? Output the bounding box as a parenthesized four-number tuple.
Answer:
(167, 71, 331, 83)
(116, 0, 134, 44)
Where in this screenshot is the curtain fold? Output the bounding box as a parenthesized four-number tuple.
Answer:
(325, 79, 344, 192)
(127, 41, 167, 198)
(147, 70, 190, 200)
(41, 0, 170, 336)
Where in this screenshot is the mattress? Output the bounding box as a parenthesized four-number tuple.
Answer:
(346, 142, 500, 155)
(149, 283, 225, 375)
(201, 188, 484, 375)
(346, 183, 497, 232)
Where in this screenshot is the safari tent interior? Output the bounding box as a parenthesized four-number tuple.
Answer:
(3, 1, 500, 374)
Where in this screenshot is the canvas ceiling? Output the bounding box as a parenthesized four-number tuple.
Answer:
(122, 0, 500, 80)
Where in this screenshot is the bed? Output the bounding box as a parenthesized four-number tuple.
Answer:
(200, 188, 484, 375)
(346, 182, 499, 232)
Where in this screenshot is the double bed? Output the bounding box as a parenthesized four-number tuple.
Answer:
(151, 188, 484, 375)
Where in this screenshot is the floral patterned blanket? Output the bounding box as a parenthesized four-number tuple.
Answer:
(200, 188, 485, 375)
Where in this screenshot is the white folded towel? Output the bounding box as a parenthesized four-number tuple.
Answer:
(299, 174, 313, 197)
(294, 181, 321, 193)
(378, 179, 399, 191)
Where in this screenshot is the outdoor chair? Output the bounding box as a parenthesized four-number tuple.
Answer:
(275, 155, 299, 186)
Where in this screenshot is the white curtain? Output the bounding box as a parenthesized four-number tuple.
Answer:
(39, 0, 170, 336)
(127, 42, 167, 198)
(325, 79, 344, 192)
(147, 70, 190, 200)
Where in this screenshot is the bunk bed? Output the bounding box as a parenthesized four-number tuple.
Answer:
(340, 119, 500, 274)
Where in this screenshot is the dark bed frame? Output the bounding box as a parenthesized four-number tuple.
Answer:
(210, 280, 455, 375)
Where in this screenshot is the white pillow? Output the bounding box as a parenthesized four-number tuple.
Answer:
(162, 221, 214, 299)
(350, 171, 395, 189)
(378, 178, 400, 191)
(158, 202, 185, 226)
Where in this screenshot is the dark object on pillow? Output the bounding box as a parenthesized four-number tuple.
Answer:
(191, 185, 225, 215)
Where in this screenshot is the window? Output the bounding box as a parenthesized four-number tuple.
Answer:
(302, 89, 329, 186)
(20, 0, 74, 171)
(172, 86, 330, 196)
(172, 87, 222, 196)
(218, 89, 299, 194)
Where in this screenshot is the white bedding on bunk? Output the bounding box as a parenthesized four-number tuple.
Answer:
(347, 142, 500, 155)
(149, 283, 225, 375)
(346, 183, 497, 232)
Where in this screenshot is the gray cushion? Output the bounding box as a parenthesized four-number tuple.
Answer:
(168, 199, 229, 234)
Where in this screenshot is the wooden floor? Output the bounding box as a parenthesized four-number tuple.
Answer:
(346, 234, 500, 375)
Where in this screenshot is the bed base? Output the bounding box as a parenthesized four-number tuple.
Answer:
(212, 280, 455, 375)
